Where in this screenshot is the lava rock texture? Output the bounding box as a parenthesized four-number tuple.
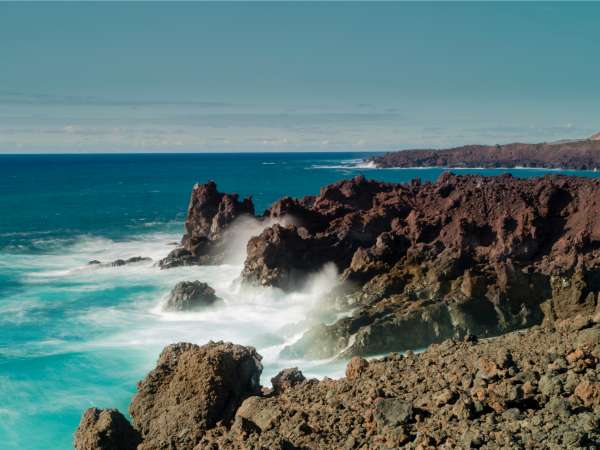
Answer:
(76, 313, 600, 449)
(160, 174, 600, 359)
(159, 181, 254, 268)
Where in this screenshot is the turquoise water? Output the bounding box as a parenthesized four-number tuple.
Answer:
(2, 152, 599, 450)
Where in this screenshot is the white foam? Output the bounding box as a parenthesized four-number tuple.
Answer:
(1, 231, 350, 383)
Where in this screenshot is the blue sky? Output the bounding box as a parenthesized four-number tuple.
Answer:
(1, 2, 599, 153)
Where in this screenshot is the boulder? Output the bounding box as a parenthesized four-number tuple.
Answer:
(163, 281, 220, 311)
(129, 341, 262, 450)
(74, 408, 140, 450)
(270, 367, 306, 394)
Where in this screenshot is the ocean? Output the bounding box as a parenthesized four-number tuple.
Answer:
(2, 152, 600, 450)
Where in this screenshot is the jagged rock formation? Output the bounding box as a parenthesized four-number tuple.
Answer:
(163, 281, 220, 311)
(370, 137, 600, 170)
(160, 174, 600, 358)
(74, 408, 141, 450)
(76, 313, 600, 449)
(159, 181, 254, 268)
(246, 173, 600, 358)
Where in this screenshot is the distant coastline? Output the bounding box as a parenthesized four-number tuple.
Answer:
(369, 132, 600, 171)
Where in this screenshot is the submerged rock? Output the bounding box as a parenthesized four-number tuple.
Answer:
(111, 256, 152, 267)
(74, 408, 141, 450)
(163, 280, 220, 311)
(87, 257, 152, 268)
(129, 341, 262, 450)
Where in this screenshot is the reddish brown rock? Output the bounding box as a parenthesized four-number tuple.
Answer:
(270, 367, 306, 394)
(371, 137, 600, 170)
(159, 181, 254, 268)
(76, 316, 600, 450)
(277, 173, 600, 358)
(345, 356, 369, 379)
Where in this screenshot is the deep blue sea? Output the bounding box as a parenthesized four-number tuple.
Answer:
(2, 152, 600, 450)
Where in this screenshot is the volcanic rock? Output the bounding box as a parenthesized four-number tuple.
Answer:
(161, 174, 600, 359)
(86, 257, 152, 267)
(128, 341, 262, 450)
(270, 367, 306, 394)
(163, 280, 220, 311)
(76, 313, 600, 450)
(370, 138, 600, 170)
(275, 173, 600, 358)
(197, 315, 600, 449)
(74, 408, 141, 450)
(159, 181, 254, 268)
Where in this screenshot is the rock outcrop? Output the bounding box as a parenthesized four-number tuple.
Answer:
(77, 314, 600, 449)
(200, 315, 600, 449)
(248, 173, 600, 358)
(160, 174, 600, 359)
(74, 408, 141, 450)
(159, 181, 254, 268)
(370, 138, 600, 170)
(129, 341, 262, 450)
(163, 281, 221, 311)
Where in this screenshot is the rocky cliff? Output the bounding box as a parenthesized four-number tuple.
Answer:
(160, 174, 600, 359)
(159, 181, 254, 268)
(370, 136, 600, 170)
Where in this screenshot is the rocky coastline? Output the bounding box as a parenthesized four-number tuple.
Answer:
(369, 133, 600, 170)
(75, 173, 600, 449)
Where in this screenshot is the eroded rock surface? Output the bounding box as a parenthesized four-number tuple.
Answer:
(274, 173, 600, 358)
(163, 280, 220, 311)
(159, 181, 254, 268)
(199, 315, 600, 449)
(74, 408, 140, 450)
(76, 314, 600, 450)
(129, 341, 262, 450)
(160, 174, 600, 359)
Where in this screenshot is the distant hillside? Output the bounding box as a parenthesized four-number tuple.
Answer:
(371, 133, 600, 170)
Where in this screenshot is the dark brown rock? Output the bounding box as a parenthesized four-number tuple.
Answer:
(270, 367, 306, 394)
(159, 181, 254, 268)
(370, 137, 600, 171)
(163, 280, 220, 311)
(277, 173, 600, 358)
(74, 408, 140, 450)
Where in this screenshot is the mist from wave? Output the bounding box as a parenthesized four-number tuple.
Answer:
(0, 230, 348, 449)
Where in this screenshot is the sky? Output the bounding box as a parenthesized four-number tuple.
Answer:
(1, 2, 599, 153)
